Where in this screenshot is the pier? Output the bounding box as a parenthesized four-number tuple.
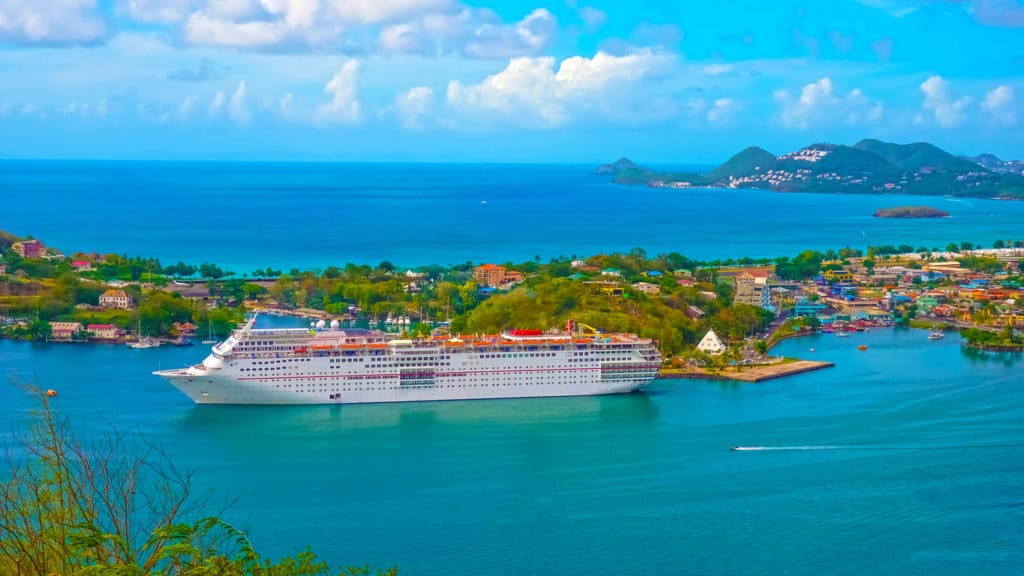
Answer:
(659, 359, 834, 383)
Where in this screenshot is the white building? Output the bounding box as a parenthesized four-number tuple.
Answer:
(696, 329, 726, 355)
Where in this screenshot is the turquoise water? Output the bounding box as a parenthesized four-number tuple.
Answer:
(2, 161, 1023, 271)
(2, 319, 1022, 575)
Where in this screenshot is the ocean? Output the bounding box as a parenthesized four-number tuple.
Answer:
(1, 319, 1022, 575)
(2, 160, 1023, 273)
(2, 161, 1024, 574)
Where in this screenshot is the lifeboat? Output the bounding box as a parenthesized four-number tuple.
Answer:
(310, 344, 335, 350)
(473, 341, 492, 347)
(341, 344, 363, 350)
(574, 338, 591, 344)
(858, 345, 868, 351)
(444, 340, 465, 347)
(367, 342, 387, 349)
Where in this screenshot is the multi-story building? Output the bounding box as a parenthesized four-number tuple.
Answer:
(99, 289, 134, 309)
(12, 240, 44, 259)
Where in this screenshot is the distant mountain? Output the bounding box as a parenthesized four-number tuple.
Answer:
(962, 153, 1024, 175)
(599, 140, 1024, 200)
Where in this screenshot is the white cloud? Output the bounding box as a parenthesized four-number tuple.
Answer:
(180, 0, 548, 55)
(178, 95, 198, 119)
(578, 6, 606, 32)
(982, 85, 1016, 126)
(0, 0, 106, 44)
(379, 23, 421, 53)
(706, 98, 739, 125)
(279, 92, 294, 115)
(119, 0, 197, 23)
(446, 50, 668, 126)
(229, 80, 250, 124)
(394, 86, 433, 129)
(415, 7, 557, 59)
(774, 77, 883, 129)
(701, 64, 733, 76)
(317, 59, 361, 124)
(919, 75, 970, 128)
(325, 0, 451, 24)
(209, 90, 226, 117)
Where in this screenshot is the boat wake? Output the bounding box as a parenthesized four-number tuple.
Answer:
(731, 445, 842, 451)
(730, 442, 1024, 452)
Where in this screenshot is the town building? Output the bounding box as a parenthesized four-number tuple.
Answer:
(86, 324, 120, 340)
(49, 321, 84, 341)
(733, 270, 772, 310)
(473, 264, 506, 287)
(822, 269, 854, 283)
(696, 329, 726, 355)
(99, 289, 134, 309)
(0, 263, 6, 276)
(793, 299, 826, 317)
(12, 240, 44, 259)
(631, 281, 661, 295)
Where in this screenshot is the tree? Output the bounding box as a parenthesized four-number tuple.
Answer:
(0, 386, 396, 575)
(199, 262, 226, 280)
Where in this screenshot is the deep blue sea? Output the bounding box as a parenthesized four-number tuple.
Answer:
(1, 319, 1022, 575)
(3, 160, 1024, 272)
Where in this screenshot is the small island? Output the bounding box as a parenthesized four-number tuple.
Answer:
(873, 206, 949, 218)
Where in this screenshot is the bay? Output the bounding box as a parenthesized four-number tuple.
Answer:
(2, 160, 1021, 273)
(2, 317, 1022, 575)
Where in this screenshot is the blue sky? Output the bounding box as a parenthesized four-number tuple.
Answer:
(1, 0, 1022, 162)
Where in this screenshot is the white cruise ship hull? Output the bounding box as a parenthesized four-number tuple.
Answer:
(154, 321, 661, 405)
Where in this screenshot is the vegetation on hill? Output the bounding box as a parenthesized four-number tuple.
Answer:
(599, 139, 1024, 199)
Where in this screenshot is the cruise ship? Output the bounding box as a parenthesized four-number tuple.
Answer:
(153, 318, 662, 405)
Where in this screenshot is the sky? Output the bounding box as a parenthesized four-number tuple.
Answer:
(0, 0, 1022, 163)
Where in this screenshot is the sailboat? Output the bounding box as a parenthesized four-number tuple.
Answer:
(201, 320, 218, 344)
(127, 318, 161, 349)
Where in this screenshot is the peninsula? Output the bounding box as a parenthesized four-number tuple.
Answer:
(873, 206, 949, 218)
(599, 139, 1024, 199)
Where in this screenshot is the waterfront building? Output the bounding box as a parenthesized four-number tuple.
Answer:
(12, 240, 44, 259)
(49, 321, 83, 340)
(99, 289, 134, 309)
(696, 329, 726, 355)
(86, 324, 120, 340)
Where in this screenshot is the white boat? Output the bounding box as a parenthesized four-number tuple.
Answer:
(153, 317, 662, 405)
(128, 336, 161, 349)
(928, 331, 944, 340)
(836, 330, 850, 337)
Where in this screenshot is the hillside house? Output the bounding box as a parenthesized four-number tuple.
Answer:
(99, 289, 134, 309)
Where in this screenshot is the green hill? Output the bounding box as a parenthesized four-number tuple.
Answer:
(703, 146, 777, 183)
(853, 139, 983, 173)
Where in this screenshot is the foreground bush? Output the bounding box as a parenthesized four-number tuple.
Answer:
(0, 386, 396, 576)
